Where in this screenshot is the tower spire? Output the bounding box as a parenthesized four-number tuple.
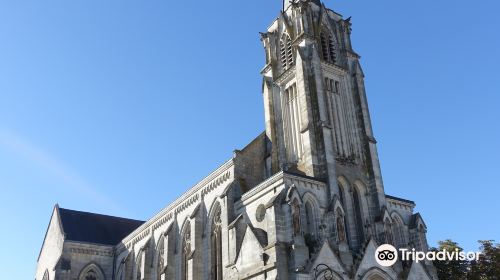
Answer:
(262, 0, 388, 232)
(283, 0, 321, 11)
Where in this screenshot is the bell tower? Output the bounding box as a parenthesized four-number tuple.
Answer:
(261, 0, 387, 237)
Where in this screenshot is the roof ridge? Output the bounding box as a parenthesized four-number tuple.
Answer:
(58, 207, 145, 246)
(58, 207, 145, 223)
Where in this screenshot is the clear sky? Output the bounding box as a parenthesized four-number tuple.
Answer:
(0, 0, 498, 278)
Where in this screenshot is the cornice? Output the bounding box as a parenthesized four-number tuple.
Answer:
(65, 241, 114, 257)
(321, 62, 348, 76)
(68, 247, 113, 257)
(241, 171, 285, 201)
(260, 63, 272, 75)
(119, 158, 235, 248)
(240, 171, 326, 202)
(346, 50, 360, 59)
(274, 65, 297, 85)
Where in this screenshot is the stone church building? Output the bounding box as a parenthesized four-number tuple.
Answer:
(36, 1, 438, 279)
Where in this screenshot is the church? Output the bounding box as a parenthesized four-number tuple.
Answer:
(36, 1, 438, 279)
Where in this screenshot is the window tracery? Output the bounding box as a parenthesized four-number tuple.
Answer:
(210, 207, 223, 280)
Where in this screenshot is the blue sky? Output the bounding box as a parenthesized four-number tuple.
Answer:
(0, 0, 499, 278)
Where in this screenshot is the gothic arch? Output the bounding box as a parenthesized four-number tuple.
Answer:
(115, 250, 132, 280)
(352, 185, 365, 245)
(280, 11, 295, 36)
(337, 178, 351, 211)
(337, 175, 350, 186)
(360, 267, 394, 280)
(207, 201, 223, 280)
(42, 269, 49, 280)
(154, 234, 165, 280)
(78, 263, 106, 280)
(319, 25, 338, 64)
(353, 180, 370, 219)
(304, 201, 316, 236)
(337, 176, 355, 244)
(332, 197, 345, 216)
(390, 213, 407, 248)
(381, 207, 392, 222)
(384, 217, 394, 245)
(206, 199, 223, 233)
(302, 192, 320, 236)
(390, 212, 404, 224)
(302, 191, 320, 207)
(279, 32, 294, 70)
(318, 6, 340, 38)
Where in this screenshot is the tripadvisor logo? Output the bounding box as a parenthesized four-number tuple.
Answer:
(375, 244, 481, 267)
(375, 244, 398, 267)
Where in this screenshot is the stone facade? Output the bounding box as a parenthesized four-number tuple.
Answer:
(36, 1, 438, 280)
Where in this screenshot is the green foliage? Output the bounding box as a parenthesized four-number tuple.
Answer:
(432, 239, 500, 280)
(431, 239, 468, 280)
(468, 240, 500, 280)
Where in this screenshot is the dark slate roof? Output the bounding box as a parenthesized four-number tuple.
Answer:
(385, 195, 415, 205)
(58, 207, 144, 246)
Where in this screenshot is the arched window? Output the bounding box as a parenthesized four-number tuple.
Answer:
(84, 270, 97, 280)
(291, 199, 301, 236)
(79, 264, 105, 280)
(181, 222, 192, 280)
(384, 218, 393, 245)
(392, 215, 407, 248)
(352, 188, 364, 244)
(280, 33, 294, 69)
(320, 29, 337, 64)
(156, 236, 165, 280)
(42, 270, 49, 280)
(304, 201, 316, 236)
(283, 82, 303, 162)
(210, 207, 223, 280)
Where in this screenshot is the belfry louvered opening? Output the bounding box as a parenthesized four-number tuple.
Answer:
(280, 34, 294, 70)
(320, 29, 337, 64)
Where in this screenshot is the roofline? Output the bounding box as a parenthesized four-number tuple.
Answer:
(236, 131, 266, 154)
(283, 170, 327, 183)
(240, 170, 327, 203)
(58, 207, 145, 224)
(386, 194, 416, 206)
(37, 204, 63, 262)
(411, 212, 428, 229)
(120, 157, 235, 245)
(64, 240, 117, 248)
